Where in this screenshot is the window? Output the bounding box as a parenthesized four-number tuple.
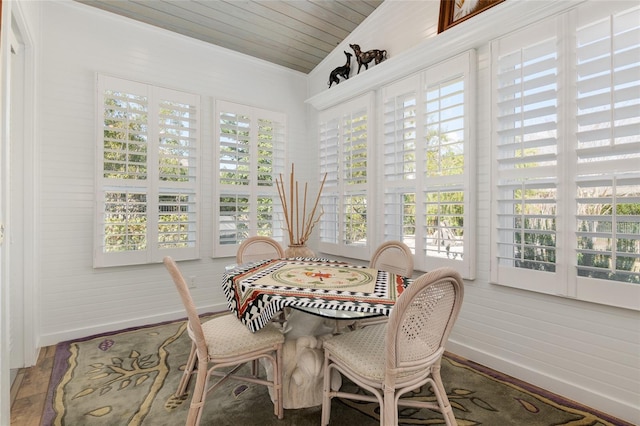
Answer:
(214, 100, 286, 257)
(381, 52, 476, 279)
(318, 94, 371, 259)
(491, 4, 640, 310)
(95, 75, 200, 267)
(491, 18, 561, 293)
(573, 5, 640, 309)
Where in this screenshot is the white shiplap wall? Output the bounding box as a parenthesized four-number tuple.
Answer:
(307, 1, 640, 424)
(308, 0, 440, 96)
(12, 0, 639, 424)
(33, 1, 308, 342)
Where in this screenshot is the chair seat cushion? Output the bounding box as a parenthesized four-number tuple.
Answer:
(202, 313, 284, 358)
(325, 325, 422, 383)
(323, 324, 388, 381)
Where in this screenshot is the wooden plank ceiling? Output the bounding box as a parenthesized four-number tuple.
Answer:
(75, 0, 385, 73)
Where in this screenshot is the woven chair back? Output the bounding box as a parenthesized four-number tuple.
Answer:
(386, 267, 464, 371)
(236, 236, 285, 263)
(370, 240, 414, 277)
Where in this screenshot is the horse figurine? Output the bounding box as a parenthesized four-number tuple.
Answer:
(328, 51, 352, 87)
(349, 43, 387, 74)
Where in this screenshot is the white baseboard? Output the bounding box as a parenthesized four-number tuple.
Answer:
(446, 340, 639, 425)
(38, 303, 227, 348)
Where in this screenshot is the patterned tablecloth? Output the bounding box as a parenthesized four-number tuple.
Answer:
(222, 258, 412, 332)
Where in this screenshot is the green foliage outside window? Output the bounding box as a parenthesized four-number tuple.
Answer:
(576, 215, 640, 285)
(344, 195, 367, 245)
(104, 192, 147, 252)
(103, 92, 148, 180)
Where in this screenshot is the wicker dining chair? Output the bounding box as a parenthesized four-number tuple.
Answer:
(321, 267, 464, 426)
(236, 236, 285, 264)
(352, 240, 414, 329)
(236, 236, 289, 325)
(163, 256, 284, 425)
(370, 240, 414, 277)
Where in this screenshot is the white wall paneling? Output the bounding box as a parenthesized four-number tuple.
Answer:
(307, 1, 639, 423)
(30, 0, 307, 345)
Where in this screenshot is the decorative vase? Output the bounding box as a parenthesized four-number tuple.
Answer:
(285, 244, 315, 258)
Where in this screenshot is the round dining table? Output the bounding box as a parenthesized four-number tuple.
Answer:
(222, 257, 412, 409)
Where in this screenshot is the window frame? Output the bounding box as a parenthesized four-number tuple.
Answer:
(94, 74, 201, 267)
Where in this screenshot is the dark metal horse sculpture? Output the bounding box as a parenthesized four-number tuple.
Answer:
(349, 43, 387, 74)
(328, 51, 352, 87)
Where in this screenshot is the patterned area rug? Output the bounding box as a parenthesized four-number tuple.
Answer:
(42, 313, 631, 426)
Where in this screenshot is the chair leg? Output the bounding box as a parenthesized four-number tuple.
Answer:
(274, 345, 284, 419)
(431, 366, 457, 426)
(177, 342, 198, 397)
(185, 359, 209, 426)
(382, 388, 394, 426)
(321, 353, 332, 426)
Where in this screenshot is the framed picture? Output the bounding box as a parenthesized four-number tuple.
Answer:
(438, 0, 506, 33)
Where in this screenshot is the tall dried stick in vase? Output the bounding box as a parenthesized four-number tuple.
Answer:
(276, 164, 327, 247)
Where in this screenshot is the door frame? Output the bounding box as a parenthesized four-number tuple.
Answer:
(1, 0, 38, 403)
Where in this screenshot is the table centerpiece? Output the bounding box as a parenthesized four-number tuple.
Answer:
(276, 164, 327, 258)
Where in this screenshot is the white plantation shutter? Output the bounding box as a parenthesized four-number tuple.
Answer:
(319, 117, 340, 245)
(342, 109, 368, 187)
(99, 81, 150, 266)
(257, 118, 286, 186)
(256, 116, 285, 244)
(214, 100, 286, 257)
(491, 19, 561, 292)
(318, 94, 372, 259)
(95, 75, 200, 267)
(342, 106, 368, 247)
(574, 6, 640, 309)
(382, 75, 419, 247)
(491, 4, 640, 310)
(576, 177, 640, 277)
(157, 95, 198, 253)
(381, 52, 475, 278)
(101, 85, 148, 181)
(218, 111, 250, 186)
(423, 71, 469, 270)
(218, 193, 250, 243)
(157, 191, 197, 250)
(217, 108, 250, 250)
(575, 7, 640, 183)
